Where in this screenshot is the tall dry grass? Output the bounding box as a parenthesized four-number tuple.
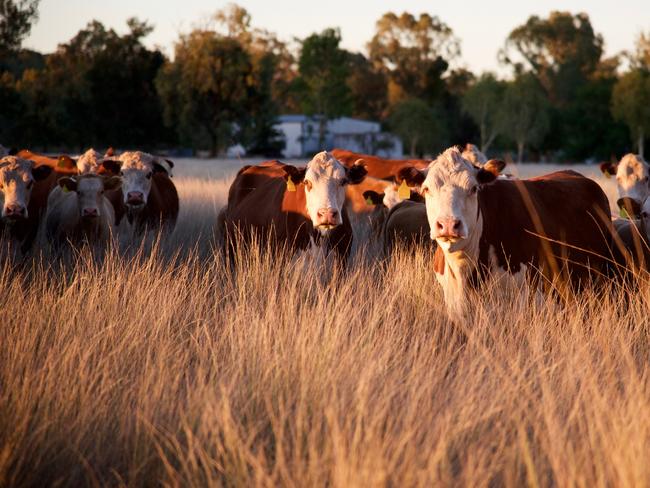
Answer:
(1, 168, 649, 487)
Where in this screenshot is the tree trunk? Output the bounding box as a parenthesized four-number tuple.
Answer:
(639, 127, 645, 158)
(517, 141, 525, 163)
(410, 138, 418, 158)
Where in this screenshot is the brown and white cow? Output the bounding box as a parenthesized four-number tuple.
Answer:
(220, 151, 367, 263)
(611, 197, 650, 272)
(0, 156, 53, 253)
(45, 174, 122, 247)
(363, 183, 424, 242)
(331, 149, 429, 180)
(399, 147, 612, 320)
(601, 154, 650, 212)
(100, 151, 179, 233)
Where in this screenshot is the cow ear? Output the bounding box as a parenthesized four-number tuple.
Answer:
(409, 189, 425, 203)
(363, 190, 384, 205)
(32, 164, 53, 181)
(58, 177, 77, 192)
(346, 161, 367, 185)
(396, 166, 426, 186)
(153, 160, 172, 176)
(600, 161, 617, 176)
(476, 159, 505, 185)
(103, 176, 122, 191)
(617, 197, 642, 219)
(101, 159, 121, 175)
(282, 165, 307, 183)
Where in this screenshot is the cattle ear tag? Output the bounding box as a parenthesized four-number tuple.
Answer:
(366, 196, 373, 205)
(620, 207, 629, 219)
(62, 185, 69, 193)
(398, 180, 410, 199)
(286, 177, 296, 192)
(604, 172, 611, 179)
(58, 157, 67, 168)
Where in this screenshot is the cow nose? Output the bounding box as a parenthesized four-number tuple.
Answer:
(82, 208, 99, 217)
(4, 204, 26, 218)
(317, 208, 339, 226)
(435, 218, 462, 238)
(127, 191, 144, 204)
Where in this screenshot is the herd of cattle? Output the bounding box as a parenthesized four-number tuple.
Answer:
(1, 142, 650, 319)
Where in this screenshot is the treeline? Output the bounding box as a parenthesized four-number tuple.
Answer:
(1, 2, 650, 161)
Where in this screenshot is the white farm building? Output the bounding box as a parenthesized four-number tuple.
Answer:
(275, 115, 403, 159)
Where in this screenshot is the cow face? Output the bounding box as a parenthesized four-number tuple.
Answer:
(617, 196, 650, 242)
(59, 175, 121, 219)
(399, 147, 504, 251)
(284, 151, 367, 234)
(602, 154, 650, 206)
(76, 148, 104, 174)
(0, 157, 52, 222)
(102, 151, 173, 209)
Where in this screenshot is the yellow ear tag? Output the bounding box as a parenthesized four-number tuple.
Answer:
(62, 186, 69, 193)
(398, 180, 410, 199)
(286, 177, 296, 192)
(58, 157, 67, 168)
(604, 171, 611, 179)
(620, 207, 629, 219)
(366, 196, 374, 205)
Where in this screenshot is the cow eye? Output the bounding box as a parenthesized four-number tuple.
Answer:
(470, 185, 478, 194)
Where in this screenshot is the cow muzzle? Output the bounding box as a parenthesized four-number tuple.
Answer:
(433, 217, 464, 241)
(315, 208, 340, 231)
(126, 191, 145, 207)
(3, 204, 27, 221)
(82, 208, 99, 219)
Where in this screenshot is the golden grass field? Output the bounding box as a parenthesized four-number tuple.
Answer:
(2, 158, 649, 487)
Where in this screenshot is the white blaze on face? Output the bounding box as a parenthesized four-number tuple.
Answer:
(117, 151, 156, 206)
(421, 148, 480, 251)
(75, 177, 106, 218)
(77, 148, 104, 174)
(616, 154, 650, 202)
(382, 185, 404, 209)
(0, 157, 35, 219)
(303, 151, 348, 232)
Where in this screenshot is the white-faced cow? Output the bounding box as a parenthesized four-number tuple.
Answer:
(611, 196, 650, 272)
(220, 151, 367, 263)
(399, 147, 612, 320)
(0, 156, 54, 253)
(601, 154, 650, 213)
(100, 151, 179, 233)
(45, 174, 121, 247)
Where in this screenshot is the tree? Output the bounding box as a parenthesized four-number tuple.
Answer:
(293, 28, 351, 145)
(368, 11, 459, 105)
(462, 73, 505, 153)
(500, 73, 550, 162)
(156, 31, 255, 156)
(347, 52, 388, 121)
(389, 98, 447, 157)
(501, 11, 603, 106)
(0, 0, 39, 55)
(611, 70, 650, 157)
(629, 31, 650, 70)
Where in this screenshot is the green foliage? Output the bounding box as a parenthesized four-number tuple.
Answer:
(462, 73, 505, 152)
(389, 98, 448, 156)
(0, 0, 39, 55)
(500, 73, 551, 162)
(347, 52, 388, 121)
(611, 70, 650, 157)
(369, 12, 458, 106)
(156, 31, 255, 156)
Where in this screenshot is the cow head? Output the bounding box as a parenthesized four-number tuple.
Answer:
(76, 148, 105, 174)
(283, 151, 367, 234)
(100, 151, 173, 209)
(398, 147, 505, 251)
(601, 154, 650, 207)
(0, 156, 52, 222)
(617, 196, 650, 241)
(58, 175, 121, 219)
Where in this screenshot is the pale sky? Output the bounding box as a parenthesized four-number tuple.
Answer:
(24, 0, 649, 74)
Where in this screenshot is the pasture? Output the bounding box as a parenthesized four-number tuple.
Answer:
(2, 159, 649, 487)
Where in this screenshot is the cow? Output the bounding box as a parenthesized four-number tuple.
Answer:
(0, 156, 54, 253)
(611, 197, 650, 273)
(600, 154, 649, 213)
(461, 143, 487, 166)
(331, 149, 429, 180)
(45, 174, 122, 247)
(220, 151, 367, 264)
(398, 147, 613, 321)
(363, 183, 424, 242)
(15, 149, 78, 174)
(100, 151, 179, 233)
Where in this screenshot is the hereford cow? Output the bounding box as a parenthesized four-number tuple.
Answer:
(331, 149, 429, 180)
(600, 154, 650, 211)
(220, 151, 367, 263)
(15, 149, 78, 174)
(100, 151, 179, 233)
(363, 183, 423, 240)
(0, 156, 53, 253)
(45, 174, 121, 247)
(399, 147, 612, 320)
